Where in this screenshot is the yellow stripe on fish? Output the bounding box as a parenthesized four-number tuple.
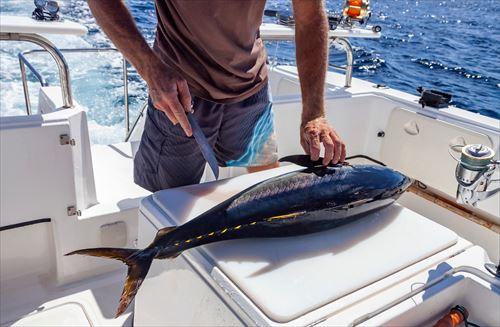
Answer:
(175, 217, 272, 246)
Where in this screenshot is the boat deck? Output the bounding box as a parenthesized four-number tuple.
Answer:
(0, 270, 131, 326)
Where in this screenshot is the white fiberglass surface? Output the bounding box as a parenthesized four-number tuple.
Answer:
(0, 16, 87, 35)
(206, 205, 457, 323)
(144, 166, 458, 323)
(7, 303, 91, 327)
(377, 277, 500, 327)
(1, 271, 133, 327)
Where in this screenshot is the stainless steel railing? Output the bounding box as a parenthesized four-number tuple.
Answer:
(262, 33, 355, 87)
(1, 32, 73, 111)
(18, 47, 131, 135)
(115, 35, 355, 140)
(6, 31, 355, 141)
(126, 36, 355, 141)
(331, 38, 354, 87)
(123, 36, 355, 140)
(125, 101, 148, 142)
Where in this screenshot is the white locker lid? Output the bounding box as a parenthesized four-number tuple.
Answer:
(140, 165, 458, 323)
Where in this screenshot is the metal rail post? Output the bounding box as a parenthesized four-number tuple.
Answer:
(18, 55, 32, 115)
(333, 37, 354, 87)
(122, 55, 129, 135)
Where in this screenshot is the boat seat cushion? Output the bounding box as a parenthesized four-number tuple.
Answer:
(141, 165, 459, 323)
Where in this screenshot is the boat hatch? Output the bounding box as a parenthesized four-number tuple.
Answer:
(138, 165, 460, 324)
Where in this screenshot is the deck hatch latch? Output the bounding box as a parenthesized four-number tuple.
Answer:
(67, 205, 81, 217)
(60, 134, 76, 146)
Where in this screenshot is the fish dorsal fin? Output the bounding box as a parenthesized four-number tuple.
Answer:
(153, 226, 177, 243)
(279, 155, 325, 167)
(266, 211, 306, 221)
(279, 155, 349, 168)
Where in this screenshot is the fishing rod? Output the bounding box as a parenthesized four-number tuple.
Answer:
(264, 0, 382, 33)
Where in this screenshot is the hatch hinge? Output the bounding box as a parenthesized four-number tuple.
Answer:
(67, 205, 81, 217)
(59, 134, 76, 146)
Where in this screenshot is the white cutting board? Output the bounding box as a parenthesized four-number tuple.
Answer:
(148, 165, 458, 322)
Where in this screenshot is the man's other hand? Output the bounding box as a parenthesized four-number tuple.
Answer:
(300, 117, 346, 165)
(145, 60, 193, 136)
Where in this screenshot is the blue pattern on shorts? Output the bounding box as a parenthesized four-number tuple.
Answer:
(225, 102, 274, 167)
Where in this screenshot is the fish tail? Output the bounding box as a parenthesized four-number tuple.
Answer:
(65, 226, 180, 317)
(66, 247, 156, 317)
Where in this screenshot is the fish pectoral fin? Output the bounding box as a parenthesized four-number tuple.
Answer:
(279, 155, 322, 167)
(279, 155, 347, 168)
(153, 226, 177, 243)
(266, 211, 306, 221)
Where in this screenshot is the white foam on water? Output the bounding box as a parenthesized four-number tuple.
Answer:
(0, 81, 27, 117)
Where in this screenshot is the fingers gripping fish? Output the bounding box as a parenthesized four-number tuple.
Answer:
(66, 157, 412, 317)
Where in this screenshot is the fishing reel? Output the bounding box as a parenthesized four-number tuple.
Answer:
(328, 0, 381, 33)
(263, 9, 295, 27)
(450, 144, 500, 206)
(343, 0, 371, 25)
(264, 1, 381, 33)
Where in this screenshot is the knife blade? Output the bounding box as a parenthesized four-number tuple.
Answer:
(187, 111, 219, 180)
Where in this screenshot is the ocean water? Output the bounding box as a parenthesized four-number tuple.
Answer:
(0, 0, 498, 145)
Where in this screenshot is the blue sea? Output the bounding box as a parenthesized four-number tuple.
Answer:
(126, 0, 500, 119)
(1, 0, 499, 144)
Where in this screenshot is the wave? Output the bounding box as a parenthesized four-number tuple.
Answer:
(412, 58, 498, 84)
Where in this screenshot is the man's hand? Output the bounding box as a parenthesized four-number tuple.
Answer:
(145, 60, 193, 136)
(300, 117, 346, 165)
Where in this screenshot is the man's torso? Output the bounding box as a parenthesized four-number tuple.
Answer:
(153, 0, 268, 103)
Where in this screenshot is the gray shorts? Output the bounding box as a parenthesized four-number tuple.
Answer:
(134, 84, 278, 192)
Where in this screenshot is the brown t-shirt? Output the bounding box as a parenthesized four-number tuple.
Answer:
(153, 0, 268, 104)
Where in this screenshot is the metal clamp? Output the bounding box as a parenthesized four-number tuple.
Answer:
(67, 205, 81, 216)
(59, 134, 75, 146)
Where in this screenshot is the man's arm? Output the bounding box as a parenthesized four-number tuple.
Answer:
(87, 0, 192, 136)
(292, 0, 346, 164)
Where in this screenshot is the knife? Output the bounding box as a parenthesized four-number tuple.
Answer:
(186, 111, 219, 180)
